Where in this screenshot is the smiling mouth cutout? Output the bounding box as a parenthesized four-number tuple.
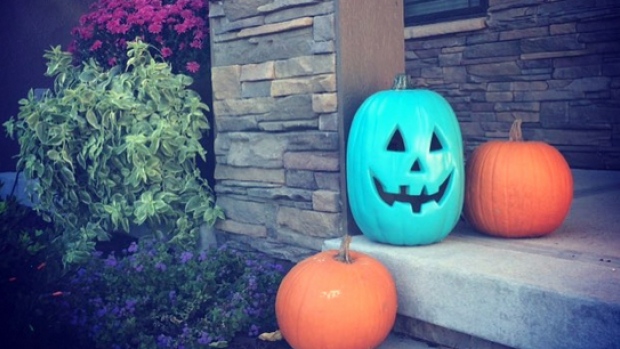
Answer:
(373, 173, 452, 213)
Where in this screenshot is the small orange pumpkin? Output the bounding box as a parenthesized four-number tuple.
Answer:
(275, 236, 397, 349)
(464, 119, 573, 238)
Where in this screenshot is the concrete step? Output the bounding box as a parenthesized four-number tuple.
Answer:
(324, 169, 620, 349)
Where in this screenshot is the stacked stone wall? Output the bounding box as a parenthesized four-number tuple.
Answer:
(209, 0, 340, 261)
(405, 0, 620, 169)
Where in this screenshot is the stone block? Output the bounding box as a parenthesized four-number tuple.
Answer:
(553, 65, 601, 80)
(313, 14, 335, 41)
(286, 170, 317, 189)
(315, 172, 340, 190)
(217, 16, 265, 35)
(213, 97, 275, 116)
(468, 62, 521, 77)
(247, 187, 313, 202)
(217, 196, 275, 225)
(463, 41, 521, 59)
(521, 34, 584, 53)
(564, 77, 611, 92)
(215, 115, 259, 132)
(258, 0, 321, 13)
(237, 17, 313, 38)
(259, 94, 315, 121)
(486, 91, 514, 102)
(258, 119, 318, 131)
(274, 228, 326, 251)
(496, 111, 539, 122)
(312, 190, 340, 213)
(211, 65, 242, 100)
(216, 219, 268, 237)
(494, 101, 540, 112)
(438, 52, 462, 66)
(282, 132, 334, 155)
(240, 61, 275, 81)
(222, 0, 271, 21)
(265, 2, 333, 24)
(318, 113, 338, 131)
(443, 66, 467, 83)
(313, 40, 335, 54)
(499, 26, 548, 40)
(274, 54, 335, 78)
(276, 206, 341, 237)
(312, 93, 337, 113)
(283, 151, 339, 171)
(242, 81, 272, 98)
(214, 164, 285, 184)
(271, 74, 336, 96)
(226, 133, 288, 168)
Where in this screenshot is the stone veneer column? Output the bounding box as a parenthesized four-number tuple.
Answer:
(208, 0, 404, 261)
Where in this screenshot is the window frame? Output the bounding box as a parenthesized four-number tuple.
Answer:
(404, 0, 489, 26)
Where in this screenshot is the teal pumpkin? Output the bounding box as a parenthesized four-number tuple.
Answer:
(346, 74, 464, 245)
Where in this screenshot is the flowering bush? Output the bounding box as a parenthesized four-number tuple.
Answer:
(54, 240, 287, 348)
(69, 0, 209, 75)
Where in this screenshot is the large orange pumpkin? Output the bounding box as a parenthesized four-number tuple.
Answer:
(275, 236, 397, 349)
(464, 119, 573, 238)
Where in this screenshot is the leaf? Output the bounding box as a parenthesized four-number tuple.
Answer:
(47, 149, 61, 162)
(86, 109, 99, 129)
(79, 70, 97, 83)
(184, 196, 203, 213)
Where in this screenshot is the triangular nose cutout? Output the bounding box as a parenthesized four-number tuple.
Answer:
(387, 128, 405, 152)
(411, 159, 422, 172)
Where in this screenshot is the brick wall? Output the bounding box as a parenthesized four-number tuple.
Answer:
(404, 0, 620, 169)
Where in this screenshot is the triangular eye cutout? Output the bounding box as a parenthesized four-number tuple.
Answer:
(430, 130, 443, 152)
(387, 128, 406, 152)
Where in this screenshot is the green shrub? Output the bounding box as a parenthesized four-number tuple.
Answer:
(4, 39, 222, 265)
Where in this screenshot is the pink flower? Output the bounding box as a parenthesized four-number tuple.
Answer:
(185, 61, 200, 73)
(189, 39, 202, 49)
(70, 0, 210, 75)
(148, 22, 162, 34)
(161, 47, 173, 58)
(174, 22, 189, 34)
(90, 40, 103, 51)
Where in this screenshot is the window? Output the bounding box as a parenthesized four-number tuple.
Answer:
(404, 0, 488, 26)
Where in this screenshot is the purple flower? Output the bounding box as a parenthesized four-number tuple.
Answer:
(104, 255, 118, 268)
(179, 251, 193, 264)
(197, 331, 212, 345)
(248, 324, 259, 337)
(128, 242, 138, 253)
(157, 334, 173, 348)
(155, 261, 167, 271)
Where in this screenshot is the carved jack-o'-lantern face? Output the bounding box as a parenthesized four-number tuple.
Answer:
(347, 79, 464, 246)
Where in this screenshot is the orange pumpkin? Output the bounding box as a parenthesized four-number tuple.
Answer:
(464, 119, 573, 238)
(275, 236, 397, 349)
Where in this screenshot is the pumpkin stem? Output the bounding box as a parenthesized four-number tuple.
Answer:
(392, 73, 411, 90)
(509, 119, 524, 142)
(336, 235, 353, 264)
